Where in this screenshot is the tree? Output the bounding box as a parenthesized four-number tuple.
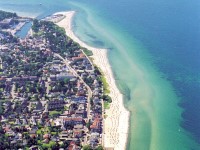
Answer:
(96, 145, 104, 150)
(52, 141, 60, 150)
(83, 145, 92, 150)
(102, 95, 112, 103)
(64, 78, 70, 84)
(94, 66, 101, 75)
(0, 10, 18, 21)
(32, 19, 40, 32)
(90, 98, 94, 106)
(0, 102, 3, 115)
(61, 140, 70, 148)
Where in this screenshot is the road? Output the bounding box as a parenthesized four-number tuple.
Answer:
(11, 83, 16, 100)
(54, 53, 93, 122)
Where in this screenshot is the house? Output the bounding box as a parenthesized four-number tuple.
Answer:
(63, 117, 83, 125)
(59, 130, 78, 141)
(48, 99, 65, 110)
(49, 75, 56, 81)
(89, 138, 98, 149)
(76, 89, 85, 96)
(37, 118, 44, 125)
(71, 57, 84, 62)
(90, 118, 102, 133)
(69, 105, 76, 115)
(71, 96, 87, 103)
(43, 134, 51, 140)
(12, 77, 21, 82)
(89, 133, 101, 149)
(75, 110, 86, 118)
(15, 118, 21, 125)
(22, 118, 28, 125)
(73, 129, 82, 138)
(56, 72, 75, 80)
(74, 124, 83, 130)
(33, 101, 44, 113)
(93, 97, 100, 105)
(30, 117, 37, 126)
(21, 77, 29, 81)
(0, 77, 6, 83)
(29, 146, 39, 150)
(29, 76, 38, 81)
(68, 142, 80, 150)
(0, 18, 14, 28)
(86, 64, 92, 71)
(59, 131, 70, 140)
(5, 128, 15, 136)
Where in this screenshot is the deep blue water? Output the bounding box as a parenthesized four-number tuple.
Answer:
(79, 0, 200, 144)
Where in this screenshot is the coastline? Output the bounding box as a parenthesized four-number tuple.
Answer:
(55, 11, 130, 150)
(0, 8, 37, 19)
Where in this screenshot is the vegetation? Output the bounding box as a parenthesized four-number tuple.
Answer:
(41, 141, 56, 149)
(32, 19, 80, 55)
(0, 11, 105, 149)
(94, 66, 110, 94)
(96, 145, 104, 150)
(102, 95, 112, 111)
(94, 65, 112, 110)
(64, 106, 69, 110)
(100, 75, 110, 94)
(82, 145, 104, 150)
(32, 19, 40, 32)
(86, 119, 91, 131)
(83, 145, 92, 150)
(104, 101, 110, 109)
(0, 102, 3, 115)
(0, 10, 17, 21)
(96, 74, 110, 94)
(83, 48, 93, 56)
(102, 95, 112, 103)
(49, 110, 62, 118)
(0, 31, 18, 44)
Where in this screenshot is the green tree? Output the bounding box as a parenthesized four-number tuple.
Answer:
(96, 145, 104, 150)
(83, 145, 92, 150)
(32, 19, 40, 32)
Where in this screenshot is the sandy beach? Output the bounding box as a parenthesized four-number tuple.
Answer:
(55, 11, 130, 150)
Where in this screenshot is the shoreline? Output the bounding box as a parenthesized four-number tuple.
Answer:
(55, 11, 130, 150)
(0, 8, 37, 19)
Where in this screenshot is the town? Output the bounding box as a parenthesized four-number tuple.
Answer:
(0, 10, 111, 150)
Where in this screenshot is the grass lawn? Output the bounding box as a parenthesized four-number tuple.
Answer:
(49, 110, 62, 117)
(101, 75, 110, 94)
(95, 65, 110, 94)
(42, 141, 56, 149)
(83, 49, 93, 56)
(37, 128, 43, 135)
(104, 101, 110, 109)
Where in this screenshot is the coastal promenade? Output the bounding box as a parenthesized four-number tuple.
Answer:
(55, 11, 130, 150)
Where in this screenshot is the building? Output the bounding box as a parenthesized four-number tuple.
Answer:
(0, 18, 14, 28)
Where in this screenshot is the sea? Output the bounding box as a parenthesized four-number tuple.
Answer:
(0, 0, 200, 149)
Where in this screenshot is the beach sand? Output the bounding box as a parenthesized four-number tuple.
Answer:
(55, 11, 130, 150)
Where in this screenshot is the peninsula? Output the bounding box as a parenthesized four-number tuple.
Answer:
(0, 10, 129, 150)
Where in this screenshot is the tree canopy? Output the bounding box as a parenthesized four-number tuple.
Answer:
(0, 10, 17, 21)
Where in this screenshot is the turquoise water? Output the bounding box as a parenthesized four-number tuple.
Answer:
(0, 0, 200, 149)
